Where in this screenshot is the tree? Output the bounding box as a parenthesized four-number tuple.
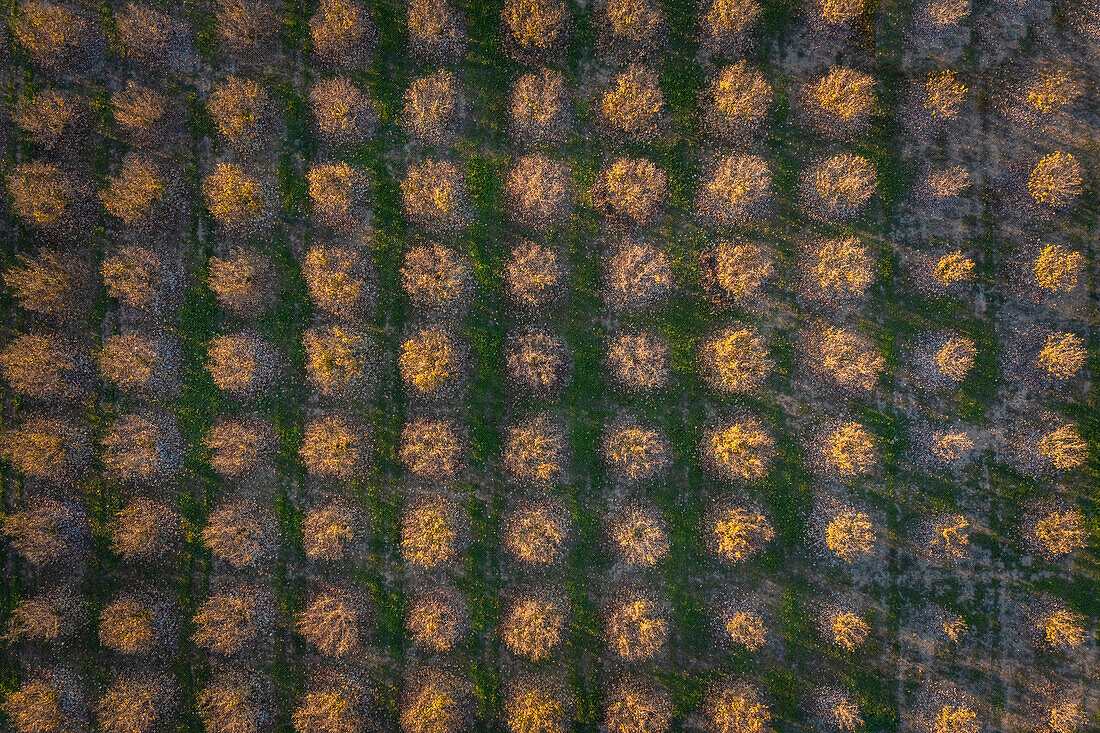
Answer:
(830, 611, 869, 651)
(821, 422, 877, 477)
(112, 83, 171, 141)
(603, 678, 672, 733)
(608, 503, 669, 566)
(1047, 702, 1087, 733)
(206, 332, 280, 397)
(403, 70, 463, 144)
(304, 326, 376, 399)
(502, 593, 566, 660)
(502, 0, 569, 64)
(400, 327, 458, 396)
(922, 70, 966, 123)
(101, 413, 183, 484)
(217, 0, 280, 59)
(401, 494, 464, 568)
(802, 236, 874, 303)
(303, 499, 365, 562)
(703, 62, 771, 141)
(1039, 609, 1087, 650)
(2, 416, 90, 483)
(933, 705, 978, 733)
(1028, 152, 1082, 211)
(406, 585, 468, 652)
(400, 419, 463, 479)
(1024, 69, 1080, 115)
(921, 0, 968, 28)
(503, 500, 569, 565)
(704, 683, 770, 733)
(509, 69, 571, 145)
(202, 499, 278, 568)
(724, 610, 766, 651)
(1030, 509, 1088, 559)
(102, 246, 167, 311)
(921, 165, 970, 202)
(202, 163, 274, 234)
(929, 515, 970, 562)
(608, 331, 669, 392)
(401, 160, 470, 232)
(708, 506, 775, 563)
(607, 594, 668, 661)
(606, 241, 672, 311)
(699, 0, 761, 56)
(308, 163, 369, 231)
(407, 0, 466, 62)
(933, 336, 976, 383)
(800, 153, 877, 221)
(805, 326, 883, 392)
(603, 422, 669, 483)
(208, 247, 277, 318)
(116, 3, 193, 69)
(933, 251, 975, 287)
(112, 498, 182, 562)
(805, 67, 876, 137)
(3, 672, 86, 733)
(310, 0, 376, 67)
(297, 586, 368, 657)
(97, 333, 180, 397)
(98, 594, 174, 655)
(825, 510, 876, 562)
(929, 430, 973, 466)
(1036, 332, 1087, 380)
(696, 154, 773, 226)
(600, 64, 665, 140)
(813, 0, 865, 26)
(2, 499, 89, 567)
(13, 2, 104, 74)
(505, 678, 571, 733)
(192, 585, 273, 656)
(507, 327, 570, 395)
(293, 673, 369, 733)
(5, 587, 86, 644)
(1037, 424, 1088, 471)
(710, 240, 773, 304)
(208, 77, 275, 149)
(97, 674, 177, 733)
(503, 413, 566, 486)
(593, 158, 668, 228)
(205, 417, 276, 478)
(300, 415, 371, 481)
(15, 89, 88, 151)
(310, 77, 377, 145)
(595, 0, 666, 59)
(303, 246, 376, 320)
(400, 668, 470, 733)
(8, 162, 89, 232)
(506, 154, 573, 230)
(506, 240, 562, 309)
(1031, 243, 1084, 294)
(5, 249, 92, 323)
(814, 688, 862, 731)
(700, 326, 773, 394)
(706, 420, 775, 481)
(198, 671, 273, 733)
(0, 332, 91, 401)
(401, 243, 471, 309)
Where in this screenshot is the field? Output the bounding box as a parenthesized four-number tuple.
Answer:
(0, 0, 1097, 731)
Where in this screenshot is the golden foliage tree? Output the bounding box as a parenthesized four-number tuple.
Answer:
(116, 3, 194, 69)
(1036, 332, 1087, 380)
(503, 500, 569, 565)
(400, 419, 463, 479)
(825, 510, 876, 562)
(97, 674, 177, 733)
(202, 163, 274, 234)
(112, 83, 171, 141)
(97, 333, 179, 397)
(608, 503, 669, 566)
(704, 683, 770, 733)
(830, 610, 869, 651)
(303, 498, 365, 562)
(13, 2, 104, 73)
(922, 70, 966, 123)
(506, 154, 573, 230)
(1031, 243, 1084, 294)
(921, 0, 968, 28)
(102, 246, 167, 311)
(928, 430, 974, 467)
(310, 77, 378, 145)
(5, 588, 86, 644)
(407, 0, 466, 62)
(724, 610, 766, 651)
(2, 499, 89, 567)
(308, 162, 369, 231)
(208, 77, 274, 149)
(933, 251, 975, 288)
(503, 0, 569, 63)
(813, 0, 865, 26)
(293, 673, 369, 733)
(608, 331, 669, 392)
(509, 69, 571, 145)
(710, 240, 774, 305)
(502, 593, 566, 661)
(205, 417, 276, 478)
(593, 158, 668, 229)
(1028, 152, 1082, 211)
(805, 326, 883, 392)
(596, 0, 666, 60)
(922, 165, 970, 203)
(304, 326, 377, 399)
(805, 66, 876, 136)
(99, 594, 173, 655)
(401, 494, 464, 569)
(1024, 69, 1080, 115)
(208, 247, 277, 318)
(303, 246, 376, 320)
(15, 89, 88, 150)
(503, 413, 566, 486)
(1047, 702, 1087, 733)
(216, 0, 281, 59)
(800, 153, 877, 221)
(699, 0, 761, 56)
(2, 416, 90, 483)
(606, 241, 672, 311)
(400, 327, 459, 396)
(402, 159, 470, 232)
(705, 420, 775, 482)
(932, 336, 976, 383)
(5, 249, 92, 323)
(933, 705, 978, 733)
(300, 414, 371, 481)
(8, 162, 88, 232)
(604, 677, 672, 733)
(820, 422, 877, 477)
(506, 240, 562, 309)
(402, 243, 471, 309)
(202, 499, 278, 568)
(1037, 423, 1088, 471)
(403, 70, 463, 144)
(604, 422, 669, 483)
(310, 0, 376, 66)
(406, 585, 468, 652)
(507, 327, 570, 394)
(206, 332, 279, 397)
(700, 326, 773, 394)
(192, 585, 272, 656)
(697, 154, 773, 226)
(400, 668, 469, 733)
(198, 671, 272, 733)
(102, 413, 183, 484)
(708, 506, 775, 563)
(1030, 509, 1088, 559)
(600, 63, 665, 140)
(0, 332, 91, 401)
(297, 586, 368, 657)
(112, 498, 182, 562)
(1039, 609, 1087, 650)
(607, 593, 669, 661)
(802, 236, 874, 303)
(703, 62, 771, 141)
(505, 678, 571, 733)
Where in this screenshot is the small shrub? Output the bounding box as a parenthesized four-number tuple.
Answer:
(811, 0, 865, 27)
(401, 243, 471, 310)
(402, 160, 470, 233)
(700, 326, 773, 395)
(202, 163, 275, 235)
(799, 153, 877, 221)
(111, 498, 182, 562)
(503, 0, 569, 64)
(696, 154, 773, 226)
(2, 416, 90, 483)
(509, 69, 571, 145)
(205, 417, 277, 478)
(506, 154, 573, 230)
(506, 240, 562, 309)
(407, 0, 466, 62)
(927, 514, 970, 562)
(300, 415, 371, 481)
(1028, 152, 1082, 211)
(919, 165, 970, 204)
(5, 249, 93, 323)
(400, 327, 460, 397)
(599, 63, 665, 141)
(2, 498, 89, 567)
(202, 499, 279, 568)
(607, 331, 669, 392)
(403, 70, 464, 144)
(101, 413, 183, 484)
(592, 158, 668, 229)
(192, 584, 274, 656)
(303, 246, 377, 320)
(606, 592, 669, 661)
(0, 332, 91, 401)
(804, 67, 876, 137)
(607, 502, 669, 566)
(310, 77, 378, 146)
(311, 0, 376, 67)
(502, 592, 566, 660)
(297, 585, 369, 657)
(919, 0, 968, 28)
(406, 584, 468, 652)
(503, 500, 570, 564)
(401, 494, 466, 569)
(97, 674, 177, 733)
(503, 413, 566, 487)
(603, 420, 670, 483)
(303, 498, 366, 562)
(400, 419, 463, 479)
